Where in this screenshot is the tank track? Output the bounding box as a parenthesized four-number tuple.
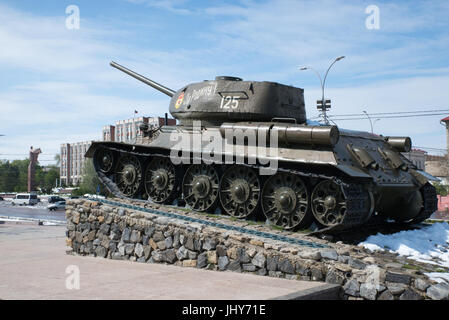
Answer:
(92, 145, 377, 235)
(409, 182, 438, 224)
(308, 185, 372, 236)
(310, 183, 438, 240)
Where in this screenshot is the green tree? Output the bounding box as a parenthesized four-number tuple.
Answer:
(0, 160, 19, 192)
(0, 159, 59, 193)
(54, 154, 60, 167)
(42, 166, 60, 194)
(434, 182, 449, 196)
(10, 159, 29, 192)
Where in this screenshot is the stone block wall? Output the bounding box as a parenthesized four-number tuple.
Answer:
(65, 199, 449, 300)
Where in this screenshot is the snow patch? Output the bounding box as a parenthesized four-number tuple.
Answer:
(424, 272, 449, 284)
(360, 222, 449, 282)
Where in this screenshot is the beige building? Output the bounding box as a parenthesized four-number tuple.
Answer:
(60, 141, 92, 186)
(102, 125, 115, 142)
(426, 155, 449, 184)
(425, 117, 449, 184)
(60, 116, 176, 186)
(403, 149, 427, 170)
(102, 116, 176, 143)
(115, 116, 148, 143)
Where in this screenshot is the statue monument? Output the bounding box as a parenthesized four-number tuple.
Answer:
(28, 146, 42, 192)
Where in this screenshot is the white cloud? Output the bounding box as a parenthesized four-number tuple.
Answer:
(125, 0, 192, 15)
(0, 0, 448, 166)
(304, 75, 449, 150)
(0, 80, 168, 162)
(198, 0, 449, 83)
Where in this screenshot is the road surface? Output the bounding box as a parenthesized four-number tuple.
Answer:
(0, 222, 340, 300)
(0, 201, 66, 222)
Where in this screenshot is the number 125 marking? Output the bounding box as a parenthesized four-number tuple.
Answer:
(220, 96, 239, 109)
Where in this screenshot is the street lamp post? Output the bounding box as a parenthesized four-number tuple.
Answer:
(362, 110, 381, 134)
(363, 110, 373, 133)
(300, 56, 345, 125)
(373, 118, 381, 133)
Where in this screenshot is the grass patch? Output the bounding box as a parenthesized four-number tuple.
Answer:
(244, 220, 265, 226)
(403, 264, 421, 271)
(175, 207, 190, 212)
(270, 225, 284, 231)
(202, 213, 220, 219)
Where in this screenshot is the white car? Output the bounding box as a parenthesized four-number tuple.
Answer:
(83, 194, 105, 199)
(47, 201, 66, 211)
(12, 193, 39, 206)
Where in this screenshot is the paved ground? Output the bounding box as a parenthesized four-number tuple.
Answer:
(0, 222, 339, 300)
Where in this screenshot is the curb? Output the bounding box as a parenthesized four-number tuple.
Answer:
(270, 283, 342, 300)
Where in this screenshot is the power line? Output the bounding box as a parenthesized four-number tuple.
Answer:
(310, 108, 449, 120)
(415, 146, 447, 151)
(327, 108, 449, 118)
(328, 112, 449, 121)
(0, 154, 57, 156)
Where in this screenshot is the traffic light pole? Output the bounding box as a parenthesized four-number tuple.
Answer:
(300, 56, 345, 125)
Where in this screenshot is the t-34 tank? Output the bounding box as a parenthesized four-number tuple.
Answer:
(85, 61, 438, 233)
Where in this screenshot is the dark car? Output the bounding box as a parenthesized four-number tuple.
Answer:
(0, 196, 4, 201)
(48, 196, 65, 203)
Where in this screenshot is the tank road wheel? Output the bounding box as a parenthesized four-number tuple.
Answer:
(311, 180, 347, 227)
(182, 164, 219, 212)
(115, 155, 143, 197)
(219, 165, 261, 218)
(144, 157, 179, 204)
(94, 148, 115, 173)
(261, 172, 310, 230)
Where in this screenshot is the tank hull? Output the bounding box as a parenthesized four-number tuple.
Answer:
(85, 123, 438, 233)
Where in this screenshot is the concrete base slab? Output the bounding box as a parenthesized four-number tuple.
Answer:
(0, 223, 340, 300)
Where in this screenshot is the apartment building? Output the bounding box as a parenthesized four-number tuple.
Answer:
(402, 148, 427, 170)
(103, 116, 176, 143)
(60, 116, 176, 186)
(60, 141, 91, 186)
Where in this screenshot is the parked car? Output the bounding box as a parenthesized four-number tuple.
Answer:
(12, 193, 39, 206)
(0, 196, 4, 201)
(48, 196, 65, 203)
(70, 196, 80, 199)
(83, 194, 106, 199)
(47, 201, 66, 211)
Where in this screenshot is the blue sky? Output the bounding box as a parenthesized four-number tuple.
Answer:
(1, 0, 449, 164)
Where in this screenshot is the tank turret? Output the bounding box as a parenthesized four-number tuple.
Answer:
(110, 61, 306, 126)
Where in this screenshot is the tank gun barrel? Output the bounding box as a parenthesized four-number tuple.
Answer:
(110, 61, 175, 97)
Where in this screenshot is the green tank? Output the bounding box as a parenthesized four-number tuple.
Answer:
(85, 61, 438, 233)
